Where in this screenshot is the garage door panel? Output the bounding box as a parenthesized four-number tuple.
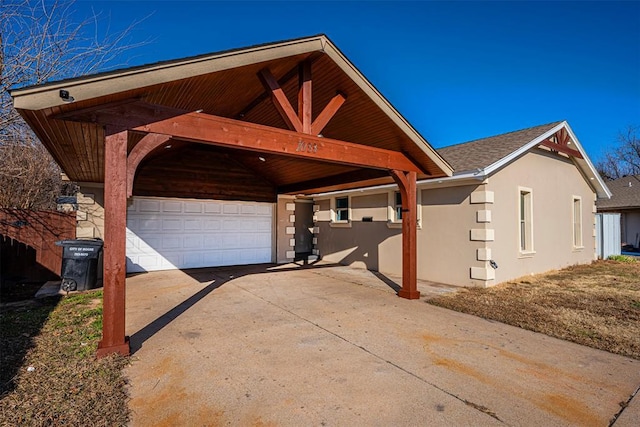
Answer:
(256, 205, 271, 216)
(222, 249, 242, 264)
(256, 233, 271, 246)
(127, 197, 273, 272)
(140, 219, 161, 231)
(257, 219, 272, 231)
(223, 204, 239, 214)
(257, 248, 271, 258)
(184, 235, 203, 249)
(241, 204, 256, 214)
(223, 219, 240, 231)
(241, 220, 257, 231)
(162, 236, 181, 249)
(139, 199, 161, 213)
(162, 219, 182, 231)
(162, 201, 182, 213)
(143, 236, 162, 249)
(161, 252, 181, 268)
(205, 220, 221, 230)
(222, 234, 246, 248)
(203, 252, 222, 265)
(184, 202, 202, 213)
(183, 252, 203, 268)
(184, 219, 202, 230)
(205, 203, 221, 214)
(203, 237, 222, 249)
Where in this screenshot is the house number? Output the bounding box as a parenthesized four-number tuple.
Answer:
(296, 141, 318, 153)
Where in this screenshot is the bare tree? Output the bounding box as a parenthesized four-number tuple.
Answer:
(597, 126, 640, 180)
(0, 133, 63, 209)
(0, 0, 145, 209)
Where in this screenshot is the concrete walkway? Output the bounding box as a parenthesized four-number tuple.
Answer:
(124, 263, 640, 426)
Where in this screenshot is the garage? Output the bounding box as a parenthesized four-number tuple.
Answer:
(10, 35, 453, 356)
(126, 197, 273, 272)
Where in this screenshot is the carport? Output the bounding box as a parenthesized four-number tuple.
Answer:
(11, 35, 452, 356)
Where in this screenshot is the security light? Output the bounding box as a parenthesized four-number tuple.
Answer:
(59, 89, 74, 102)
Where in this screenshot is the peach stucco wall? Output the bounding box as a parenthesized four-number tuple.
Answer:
(313, 149, 598, 287)
(486, 149, 596, 283)
(314, 184, 483, 287)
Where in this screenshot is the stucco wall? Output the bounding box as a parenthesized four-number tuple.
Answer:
(276, 195, 296, 263)
(487, 149, 596, 283)
(314, 185, 482, 286)
(315, 193, 400, 271)
(76, 184, 106, 239)
(314, 149, 598, 287)
(420, 184, 484, 286)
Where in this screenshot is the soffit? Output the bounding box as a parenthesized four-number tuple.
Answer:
(13, 35, 451, 194)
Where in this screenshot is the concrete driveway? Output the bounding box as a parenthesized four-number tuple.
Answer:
(124, 263, 640, 426)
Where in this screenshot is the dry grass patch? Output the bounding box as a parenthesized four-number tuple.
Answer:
(0, 291, 129, 426)
(429, 260, 640, 359)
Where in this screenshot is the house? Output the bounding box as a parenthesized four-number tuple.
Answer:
(9, 35, 609, 356)
(314, 121, 610, 287)
(597, 175, 640, 251)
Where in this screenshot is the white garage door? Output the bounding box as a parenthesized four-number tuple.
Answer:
(126, 197, 273, 273)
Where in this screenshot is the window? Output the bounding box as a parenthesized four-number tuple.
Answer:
(387, 190, 422, 229)
(573, 196, 582, 248)
(394, 192, 402, 221)
(335, 197, 349, 221)
(519, 189, 533, 253)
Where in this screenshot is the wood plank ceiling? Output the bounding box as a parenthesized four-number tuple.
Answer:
(18, 49, 447, 201)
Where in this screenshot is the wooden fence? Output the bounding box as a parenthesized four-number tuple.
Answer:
(0, 209, 76, 278)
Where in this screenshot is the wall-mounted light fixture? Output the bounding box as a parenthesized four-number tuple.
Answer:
(59, 89, 74, 103)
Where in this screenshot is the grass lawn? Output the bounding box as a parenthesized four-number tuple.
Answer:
(0, 291, 129, 426)
(429, 259, 640, 360)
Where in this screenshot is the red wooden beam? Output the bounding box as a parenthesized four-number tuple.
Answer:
(311, 92, 346, 136)
(97, 129, 130, 357)
(390, 169, 419, 299)
(559, 128, 570, 146)
(259, 68, 302, 133)
(133, 112, 422, 173)
(539, 139, 583, 159)
(126, 133, 172, 197)
(298, 61, 312, 134)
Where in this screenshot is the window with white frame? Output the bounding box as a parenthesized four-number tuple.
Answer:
(335, 197, 349, 221)
(519, 188, 533, 253)
(394, 191, 402, 221)
(387, 190, 422, 228)
(572, 196, 582, 248)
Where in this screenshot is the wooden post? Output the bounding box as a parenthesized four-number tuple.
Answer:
(97, 129, 130, 357)
(390, 170, 420, 299)
(298, 60, 312, 134)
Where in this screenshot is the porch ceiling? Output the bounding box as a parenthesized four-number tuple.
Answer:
(12, 35, 452, 196)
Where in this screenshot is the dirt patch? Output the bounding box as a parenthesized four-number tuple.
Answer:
(0, 291, 129, 426)
(429, 260, 640, 359)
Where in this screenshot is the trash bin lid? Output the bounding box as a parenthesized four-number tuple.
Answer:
(56, 238, 104, 248)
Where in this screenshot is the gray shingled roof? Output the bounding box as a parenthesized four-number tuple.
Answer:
(437, 121, 563, 173)
(596, 175, 640, 209)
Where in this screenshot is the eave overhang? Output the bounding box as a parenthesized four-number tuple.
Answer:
(435, 121, 611, 199)
(10, 34, 453, 191)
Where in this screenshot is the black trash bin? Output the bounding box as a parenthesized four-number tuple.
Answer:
(56, 239, 104, 292)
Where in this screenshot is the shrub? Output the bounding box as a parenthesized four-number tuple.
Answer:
(607, 255, 638, 263)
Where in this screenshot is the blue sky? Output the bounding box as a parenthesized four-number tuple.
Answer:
(74, 0, 640, 162)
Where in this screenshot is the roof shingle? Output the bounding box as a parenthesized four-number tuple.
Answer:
(437, 121, 563, 173)
(596, 175, 640, 209)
